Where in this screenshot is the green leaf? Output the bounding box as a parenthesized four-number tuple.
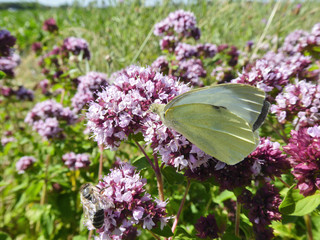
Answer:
(72, 236, 87, 240)
(174, 227, 193, 239)
(131, 155, 151, 170)
(0, 71, 6, 79)
(222, 230, 242, 240)
(25, 204, 44, 224)
(0, 231, 12, 240)
(214, 190, 234, 205)
(150, 224, 173, 238)
(162, 166, 185, 185)
(312, 46, 320, 52)
(280, 186, 320, 216)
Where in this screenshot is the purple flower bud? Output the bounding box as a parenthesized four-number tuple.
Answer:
(38, 79, 50, 94)
(174, 43, 198, 60)
(240, 183, 281, 240)
(16, 156, 36, 174)
(25, 100, 77, 140)
(1, 136, 15, 146)
(151, 56, 169, 74)
(0, 85, 15, 97)
(31, 42, 42, 53)
(62, 37, 90, 60)
(62, 152, 90, 170)
(196, 43, 217, 58)
(284, 126, 320, 196)
(0, 29, 16, 57)
(16, 86, 34, 101)
(160, 36, 178, 52)
(195, 214, 221, 239)
(72, 72, 109, 112)
(177, 59, 206, 86)
(42, 18, 58, 33)
(32, 117, 62, 140)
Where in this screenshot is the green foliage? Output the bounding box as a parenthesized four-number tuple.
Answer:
(280, 186, 320, 216)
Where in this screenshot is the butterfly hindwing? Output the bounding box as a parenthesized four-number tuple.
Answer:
(163, 103, 259, 165)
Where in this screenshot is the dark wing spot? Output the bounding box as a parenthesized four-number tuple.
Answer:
(212, 105, 227, 111)
(253, 100, 270, 132)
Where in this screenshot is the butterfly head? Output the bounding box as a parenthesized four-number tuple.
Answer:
(149, 103, 166, 121)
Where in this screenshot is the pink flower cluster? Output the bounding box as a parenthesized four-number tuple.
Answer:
(62, 152, 90, 170)
(86, 65, 189, 149)
(280, 22, 320, 56)
(233, 22, 320, 96)
(16, 156, 36, 174)
(284, 125, 320, 196)
(0, 84, 34, 102)
(62, 37, 91, 60)
(154, 9, 200, 40)
(25, 100, 77, 140)
(38, 37, 90, 80)
(0, 53, 20, 78)
(72, 72, 109, 112)
(83, 162, 169, 239)
(42, 18, 58, 33)
(232, 52, 312, 95)
(271, 80, 320, 127)
(1, 131, 15, 146)
(152, 10, 227, 86)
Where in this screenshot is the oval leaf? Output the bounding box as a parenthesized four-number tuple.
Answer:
(280, 185, 320, 216)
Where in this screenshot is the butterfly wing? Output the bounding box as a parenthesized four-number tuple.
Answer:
(164, 103, 259, 165)
(164, 83, 267, 130)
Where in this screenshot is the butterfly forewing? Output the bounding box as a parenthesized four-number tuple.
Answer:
(164, 84, 266, 129)
(164, 103, 259, 165)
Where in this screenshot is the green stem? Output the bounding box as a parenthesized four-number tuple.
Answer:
(147, 229, 161, 240)
(250, 0, 281, 61)
(304, 214, 313, 240)
(40, 154, 50, 205)
(235, 200, 241, 237)
(134, 140, 156, 171)
(98, 144, 104, 179)
(153, 153, 164, 202)
(88, 229, 93, 240)
(277, 176, 291, 188)
(171, 180, 191, 235)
